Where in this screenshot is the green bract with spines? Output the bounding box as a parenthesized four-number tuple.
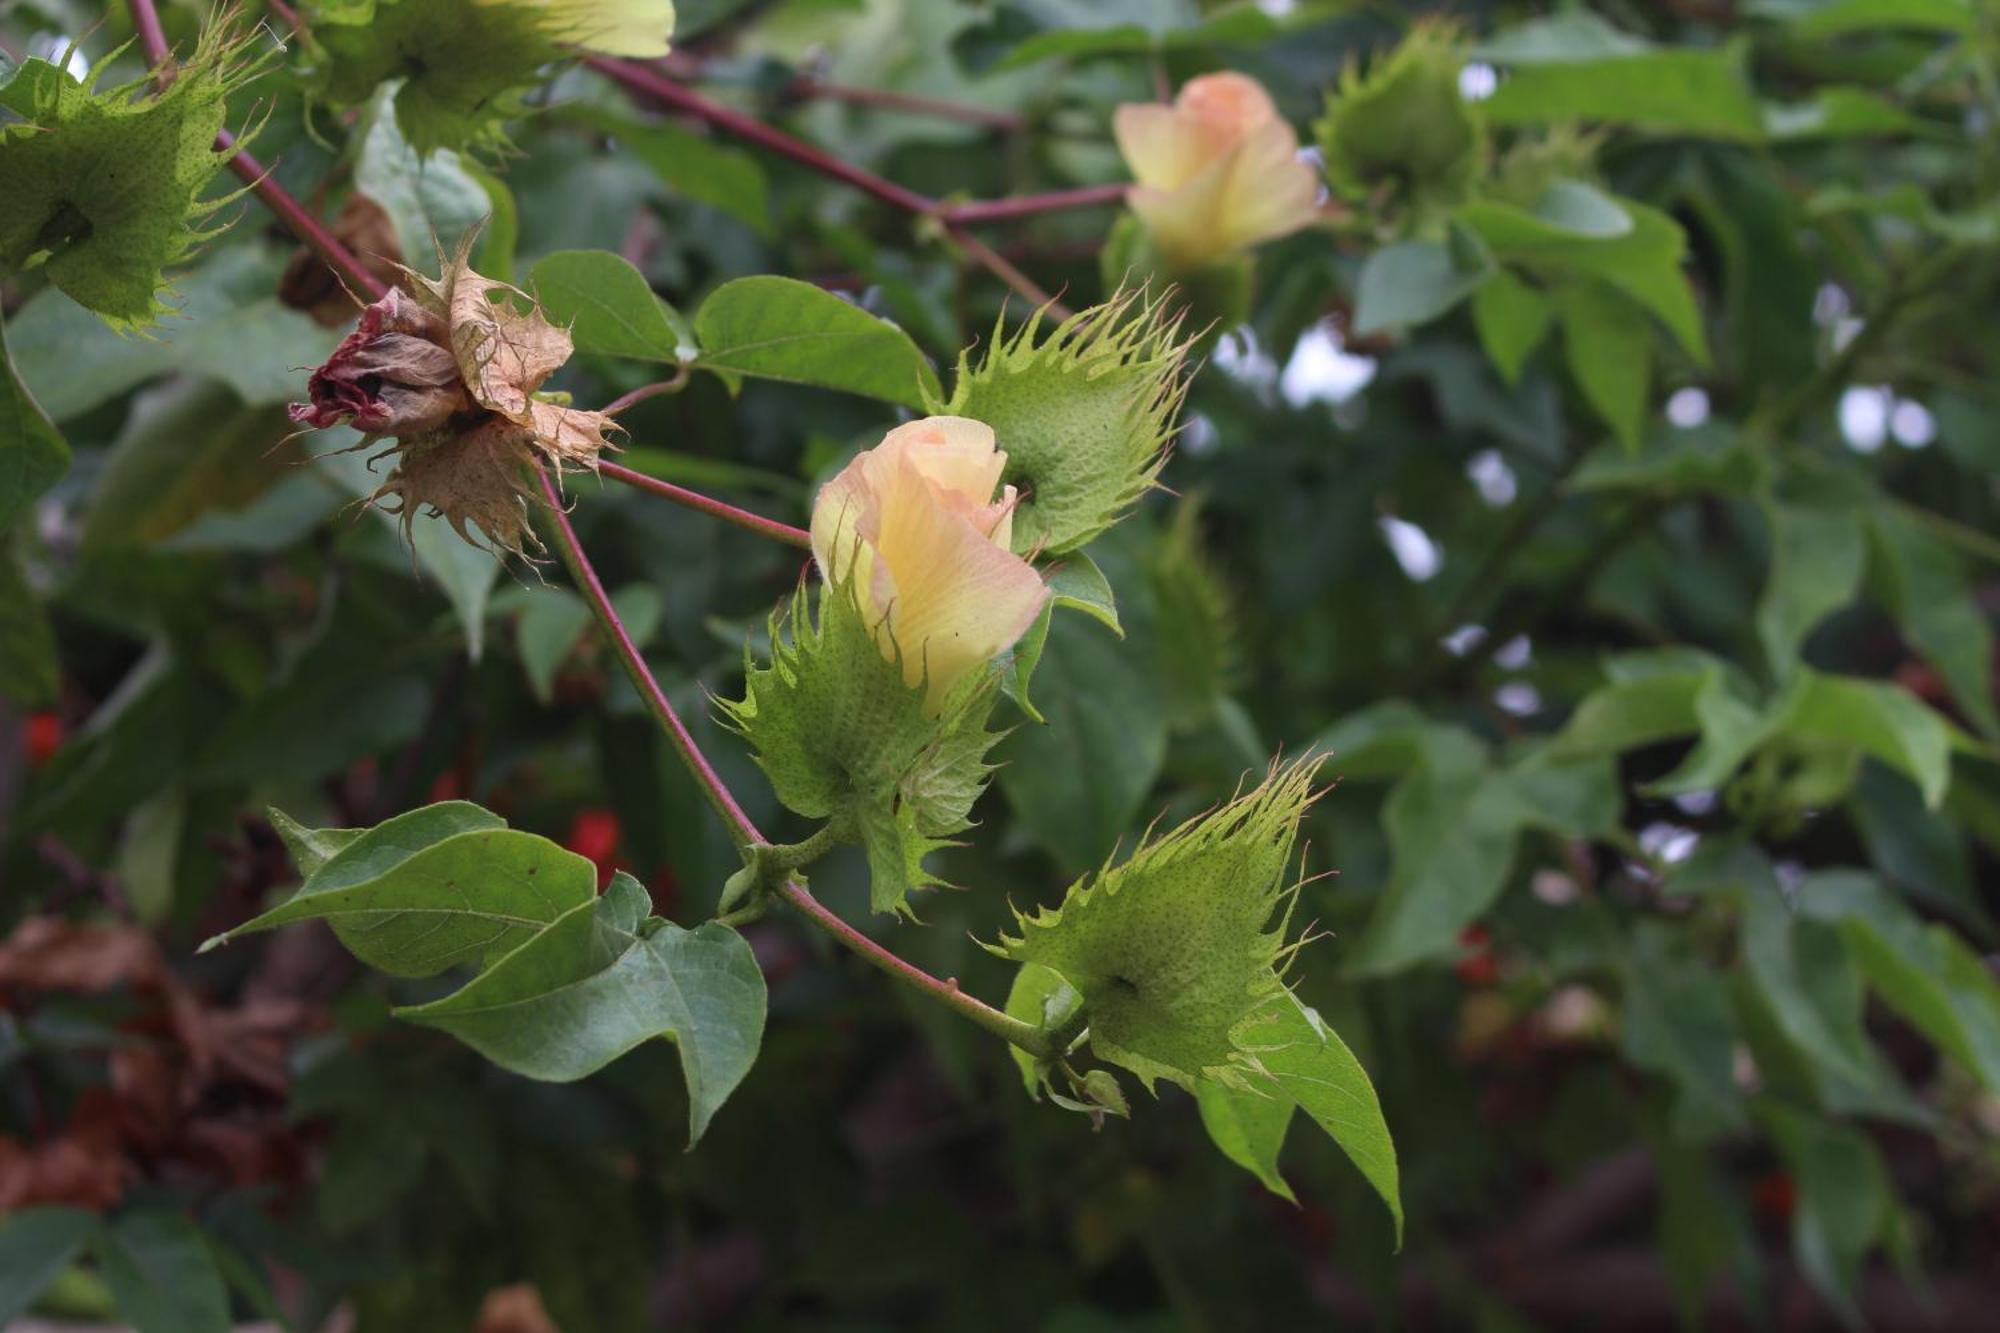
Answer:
(720, 579, 1007, 917)
(0, 24, 267, 329)
(993, 757, 1321, 1091)
(930, 289, 1189, 557)
(1316, 21, 1483, 216)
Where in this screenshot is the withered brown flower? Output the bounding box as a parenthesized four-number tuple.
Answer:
(289, 242, 618, 556)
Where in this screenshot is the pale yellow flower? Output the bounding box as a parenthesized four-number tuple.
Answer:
(811, 417, 1048, 709)
(1114, 72, 1321, 269)
(478, 0, 677, 58)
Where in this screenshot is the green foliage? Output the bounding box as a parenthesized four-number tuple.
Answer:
(302, 0, 675, 154)
(529, 248, 694, 364)
(692, 274, 941, 408)
(721, 581, 1005, 915)
(0, 26, 262, 329)
(932, 290, 1188, 555)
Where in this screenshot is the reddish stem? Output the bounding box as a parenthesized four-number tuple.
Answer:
(597, 461, 812, 550)
(537, 466, 763, 844)
(947, 226, 1068, 317)
(128, 0, 386, 301)
(588, 56, 937, 216)
(792, 77, 1027, 132)
(940, 183, 1128, 227)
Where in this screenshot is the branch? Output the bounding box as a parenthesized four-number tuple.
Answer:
(790, 76, 1027, 132)
(597, 461, 813, 550)
(533, 466, 1056, 1061)
(940, 184, 1128, 227)
(589, 57, 1076, 317)
(128, 0, 388, 301)
(587, 56, 937, 216)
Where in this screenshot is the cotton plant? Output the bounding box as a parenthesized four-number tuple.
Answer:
(3, 3, 1399, 1241)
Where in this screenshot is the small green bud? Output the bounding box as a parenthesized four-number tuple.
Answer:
(1316, 22, 1484, 218)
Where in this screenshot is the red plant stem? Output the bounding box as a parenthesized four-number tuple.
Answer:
(591, 58, 1077, 315)
(536, 466, 1051, 1057)
(129, 0, 387, 301)
(597, 461, 812, 550)
(946, 226, 1067, 316)
(940, 183, 1129, 226)
(538, 467, 763, 843)
(129, 0, 170, 64)
(791, 76, 1027, 131)
(588, 56, 938, 216)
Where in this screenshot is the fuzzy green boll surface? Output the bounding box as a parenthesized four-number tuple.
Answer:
(1316, 23, 1484, 216)
(720, 578, 1006, 916)
(0, 27, 263, 329)
(993, 757, 1321, 1092)
(930, 290, 1189, 557)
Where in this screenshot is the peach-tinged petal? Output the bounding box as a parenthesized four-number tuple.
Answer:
(1214, 123, 1321, 253)
(875, 416, 1008, 510)
(871, 455, 1047, 704)
(1116, 103, 1215, 191)
(1177, 72, 1279, 138)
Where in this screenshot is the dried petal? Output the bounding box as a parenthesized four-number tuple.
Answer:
(289, 288, 472, 435)
(369, 420, 543, 558)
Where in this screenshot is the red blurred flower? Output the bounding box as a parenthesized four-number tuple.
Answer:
(565, 808, 622, 888)
(22, 712, 64, 769)
(1455, 924, 1499, 986)
(1752, 1170, 1798, 1223)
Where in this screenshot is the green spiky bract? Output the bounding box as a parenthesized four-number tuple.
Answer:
(0, 24, 267, 329)
(1315, 22, 1483, 216)
(993, 757, 1322, 1091)
(720, 578, 1006, 917)
(930, 289, 1189, 557)
(303, 0, 626, 154)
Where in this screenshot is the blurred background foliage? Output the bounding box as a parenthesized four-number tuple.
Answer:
(5, 0, 2000, 1329)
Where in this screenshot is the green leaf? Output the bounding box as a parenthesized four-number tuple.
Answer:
(0, 537, 58, 707)
(933, 290, 1188, 554)
(0, 311, 68, 530)
(997, 610, 1167, 871)
(400, 881, 767, 1143)
(1000, 599, 1053, 724)
(1555, 281, 1652, 449)
(1570, 428, 1765, 498)
(1784, 672, 1953, 809)
(1760, 0, 1976, 37)
(1238, 992, 1403, 1240)
(1351, 238, 1492, 336)
(1763, 87, 1928, 140)
(1477, 17, 1763, 139)
(512, 583, 658, 705)
(1619, 926, 1746, 1135)
(1867, 508, 2000, 736)
(267, 807, 365, 879)
(6, 244, 343, 422)
(1797, 873, 2000, 1093)
(1756, 489, 1867, 673)
(0, 1208, 98, 1325)
(354, 85, 496, 264)
(1457, 195, 1708, 362)
(82, 385, 297, 551)
(96, 1210, 230, 1333)
(693, 275, 941, 409)
(1196, 1078, 1296, 1202)
(1047, 551, 1122, 636)
(572, 106, 771, 235)
(1756, 1102, 1891, 1319)
(1471, 268, 1554, 385)
(204, 801, 597, 977)
(994, 759, 1319, 1091)
(529, 249, 694, 364)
